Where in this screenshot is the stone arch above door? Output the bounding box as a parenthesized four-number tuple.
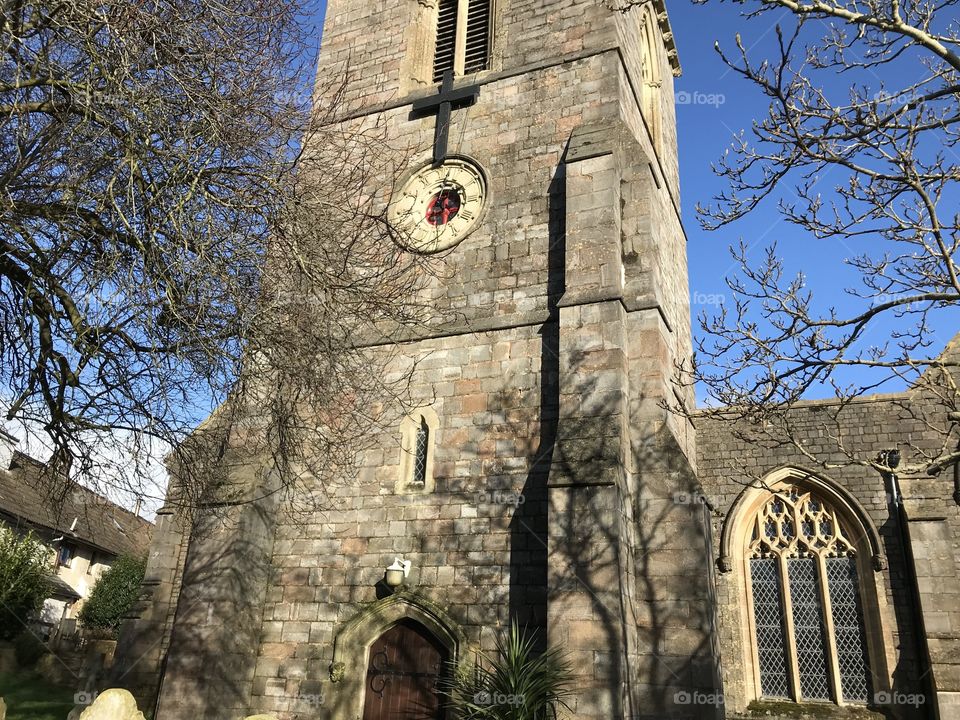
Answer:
(327, 591, 467, 720)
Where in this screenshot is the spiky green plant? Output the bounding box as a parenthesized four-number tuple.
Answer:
(445, 621, 573, 720)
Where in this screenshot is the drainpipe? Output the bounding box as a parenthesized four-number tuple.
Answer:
(954, 450, 960, 506)
(879, 449, 937, 720)
(947, 413, 960, 506)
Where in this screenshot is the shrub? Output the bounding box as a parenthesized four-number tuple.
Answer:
(78, 554, 146, 634)
(445, 621, 573, 720)
(12, 630, 49, 667)
(0, 527, 52, 640)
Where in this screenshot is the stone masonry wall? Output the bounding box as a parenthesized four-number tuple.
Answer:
(248, 322, 550, 717)
(315, 0, 615, 112)
(696, 392, 960, 717)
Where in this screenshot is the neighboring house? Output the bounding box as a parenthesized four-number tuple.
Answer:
(0, 429, 153, 637)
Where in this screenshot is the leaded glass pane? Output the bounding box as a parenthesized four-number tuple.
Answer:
(412, 419, 429, 485)
(826, 557, 871, 702)
(765, 519, 777, 540)
(750, 558, 790, 699)
(787, 557, 831, 700)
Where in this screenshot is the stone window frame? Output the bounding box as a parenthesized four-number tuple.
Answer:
(401, 0, 501, 93)
(396, 406, 440, 494)
(719, 467, 895, 710)
(327, 591, 468, 720)
(638, 3, 662, 152)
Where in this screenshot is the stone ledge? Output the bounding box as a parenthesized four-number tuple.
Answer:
(729, 700, 889, 720)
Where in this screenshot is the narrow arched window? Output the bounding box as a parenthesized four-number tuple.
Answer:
(397, 408, 439, 494)
(412, 416, 430, 486)
(747, 486, 872, 704)
(432, 0, 491, 81)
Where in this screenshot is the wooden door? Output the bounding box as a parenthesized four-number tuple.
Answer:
(362, 619, 447, 720)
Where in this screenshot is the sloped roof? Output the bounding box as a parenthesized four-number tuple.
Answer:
(915, 331, 960, 386)
(46, 574, 82, 601)
(0, 452, 153, 558)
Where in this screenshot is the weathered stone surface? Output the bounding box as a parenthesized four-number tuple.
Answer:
(77, 689, 144, 720)
(698, 393, 960, 718)
(0, 695, 6, 720)
(115, 0, 706, 712)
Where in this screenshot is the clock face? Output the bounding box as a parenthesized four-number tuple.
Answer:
(389, 158, 487, 253)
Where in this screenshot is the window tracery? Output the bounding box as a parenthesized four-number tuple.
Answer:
(747, 486, 872, 704)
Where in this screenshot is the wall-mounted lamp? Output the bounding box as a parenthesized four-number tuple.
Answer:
(878, 448, 902, 508)
(384, 558, 412, 590)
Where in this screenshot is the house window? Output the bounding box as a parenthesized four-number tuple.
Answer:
(57, 544, 74, 568)
(746, 487, 872, 705)
(432, 0, 491, 81)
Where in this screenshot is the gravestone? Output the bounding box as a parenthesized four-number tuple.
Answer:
(76, 689, 144, 720)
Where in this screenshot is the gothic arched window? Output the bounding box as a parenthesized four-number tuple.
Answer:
(432, 0, 492, 81)
(747, 486, 873, 705)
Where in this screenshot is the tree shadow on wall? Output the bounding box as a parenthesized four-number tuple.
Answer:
(878, 508, 936, 720)
(528, 362, 721, 720)
(112, 459, 284, 720)
(469, 160, 722, 720)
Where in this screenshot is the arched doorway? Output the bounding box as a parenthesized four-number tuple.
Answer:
(362, 619, 447, 720)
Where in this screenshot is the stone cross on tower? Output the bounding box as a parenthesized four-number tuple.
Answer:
(410, 69, 480, 167)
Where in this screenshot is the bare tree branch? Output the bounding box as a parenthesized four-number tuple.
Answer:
(0, 0, 434, 514)
(669, 0, 960, 477)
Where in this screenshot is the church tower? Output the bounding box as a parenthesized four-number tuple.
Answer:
(117, 0, 722, 718)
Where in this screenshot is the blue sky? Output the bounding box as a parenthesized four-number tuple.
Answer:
(670, 1, 959, 399)
(673, 2, 797, 305)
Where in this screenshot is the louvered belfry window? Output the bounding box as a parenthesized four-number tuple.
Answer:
(432, 0, 491, 82)
(747, 487, 873, 705)
(463, 0, 491, 73)
(432, 0, 458, 81)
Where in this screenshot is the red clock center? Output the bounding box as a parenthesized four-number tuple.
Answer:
(425, 189, 461, 226)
